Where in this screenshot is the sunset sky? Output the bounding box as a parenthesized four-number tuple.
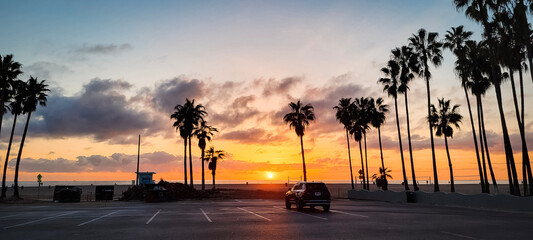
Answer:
(1, 1, 531, 184)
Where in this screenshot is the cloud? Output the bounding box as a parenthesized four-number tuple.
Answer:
(152, 77, 206, 112)
(24, 61, 72, 80)
(210, 95, 261, 128)
(9, 151, 180, 173)
(73, 43, 132, 54)
(261, 76, 302, 96)
(218, 127, 288, 145)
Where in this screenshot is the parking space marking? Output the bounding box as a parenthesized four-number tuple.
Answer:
(441, 231, 479, 239)
(77, 210, 119, 226)
(330, 209, 369, 218)
(0, 212, 29, 220)
(276, 207, 328, 221)
(4, 211, 77, 229)
(146, 209, 161, 225)
(237, 207, 272, 222)
(200, 208, 212, 223)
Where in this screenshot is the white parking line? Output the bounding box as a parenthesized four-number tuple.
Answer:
(146, 209, 161, 225)
(0, 212, 29, 220)
(200, 208, 212, 223)
(77, 210, 119, 226)
(276, 207, 328, 221)
(237, 207, 272, 221)
(441, 231, 479, 239)
(330, 209, 369, 218)
(4, 211, 77, 229)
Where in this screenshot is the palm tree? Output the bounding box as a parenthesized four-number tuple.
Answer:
(334, 98, 356, 189)
(283, 100, 315, 181)
(354, 97, 372, 190)
(193, 120, 217, 191)
(206, 147, 225, 190)
(13, 77, 49, 199)
(429, 98, 463, 192)
(372, 167, 392, 191)
(171, 98, 207, 187)
(369, 98, 389, 171)
(0, 54, 22, 139)
(409, 28, 443, 192)
(394, 45, 420, 191)
(444, 25, 487, 193)
(378, 60, 409, 191)
(454, 0, 521, 196)
(1, 80, 25, 198)
(348, 107, 367, 190)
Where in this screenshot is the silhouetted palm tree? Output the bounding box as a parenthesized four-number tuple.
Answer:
(370, 98, 389, 171)
(334, 98, 355, 189)
(1, 80, 25, 198)
(13, 77, 49, 199)
(283, 100, 315, 181)
(429, 98, 463, 192)
(372, 167, 392, 191)
(393, 45, 420, 191)
(378, 60, 409, 191)
(409, 28, 443, 192)
(193, 120, 217, 191)
(0, 54, 22, 140)
(348, 106, 366, 190)
(444, 25, 487, 193)
(354, 97, 372, 190)
(454, 0, 521, 196)
(206, 147, 225, 190)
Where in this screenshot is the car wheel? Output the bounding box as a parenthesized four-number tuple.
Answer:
(296, 200, 304, 211)
(285, 199, 291, 209)
(323, 204, 330, 212)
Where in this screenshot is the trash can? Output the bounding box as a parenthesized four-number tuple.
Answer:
(95, 185, 114, 201)
(406, 191, 416, 203)
(53, 186, 82, 202)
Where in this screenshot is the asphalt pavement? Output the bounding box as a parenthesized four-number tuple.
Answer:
(1, 199, 532, 239)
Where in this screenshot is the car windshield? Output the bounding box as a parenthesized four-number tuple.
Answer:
(306, 183, 326, 191)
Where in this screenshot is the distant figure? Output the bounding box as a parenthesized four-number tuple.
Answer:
(21, 186, 24, 190)
(48, 185, 51, 189)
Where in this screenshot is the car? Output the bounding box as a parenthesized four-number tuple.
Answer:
(53, 185, 82, 202)
(285, 181, 331, 211)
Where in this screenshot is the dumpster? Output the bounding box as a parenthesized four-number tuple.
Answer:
(406, 191, 416, 203)
(53, 186, 82, 202)
(95, 185, 114, 201)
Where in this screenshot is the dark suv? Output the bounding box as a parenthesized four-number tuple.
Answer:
(285, 181, 331, 211)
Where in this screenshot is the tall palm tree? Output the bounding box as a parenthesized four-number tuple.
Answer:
(193, 120, 217, 191)
(394, 45, 420, 191)
(454, 0, 521, 196)
(370, 98, 389, 171)
(378, 60, 409, 191)
(206, 147, 225, 190)
(13, 77, 49, 199)
(354, 97, 372, 190)
(1, 80, 25, 198)
(443, 26, 487, 193)
(334, 98, 356, 189)
(348, 107, 366, 190)
(429, 98, 463, 192)
(0, 54, 22, 140)
(171, 98, 207, 187)
(409, 28, 443, 192)
(283, 100, 315, 181)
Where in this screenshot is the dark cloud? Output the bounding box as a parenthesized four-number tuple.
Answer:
(74, 43, 132, 54)
(218, 127, 288, 145)
(9, 151, 179, 173)
(261, 77, 302, 96)
(210, 95, 262, 128)
(152, 77, 205, 112)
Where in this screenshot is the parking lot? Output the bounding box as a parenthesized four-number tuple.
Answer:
(1, 199, 532, 239)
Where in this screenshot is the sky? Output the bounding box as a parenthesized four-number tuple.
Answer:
(0, 0, 532, 185)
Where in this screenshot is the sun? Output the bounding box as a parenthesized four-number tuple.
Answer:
(267, 172, 273, 179)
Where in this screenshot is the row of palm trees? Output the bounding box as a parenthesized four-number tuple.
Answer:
(0, 54, 50, 199)
(170, 98, 225, 191)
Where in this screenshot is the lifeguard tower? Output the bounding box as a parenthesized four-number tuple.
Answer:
(137, 172, 156, 185)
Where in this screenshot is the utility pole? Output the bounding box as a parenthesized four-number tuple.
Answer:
(136, 134, 140, 186)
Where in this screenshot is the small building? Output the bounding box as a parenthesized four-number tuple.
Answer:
(137, 172, 156, 185)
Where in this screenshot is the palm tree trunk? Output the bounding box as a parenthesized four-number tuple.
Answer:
(510, 70, 532, 196)
(300, 136, 307, 181)
(346, 130, 354, 189)
(444, 136, 455, 192)
(212, 168, 216, 191)
(189, 136, 193, 188)
(425, 73, 439, 192)
(494, 82, 520, 196)
(476, 97, 490, 193)
(394, 96, 409, 191)
(479, 98, 498, 194)
(201, 148, 205, 191)
(13, 112, 32, 199)
(378, 127, 385, 170)
(464, 86, 485, 193)
(1, 114, 17, 198)
(404, 93, 419, 191)
(519, 68, 533, 194)
(364, 133, 369, 190)
(183, 138, 187, 185)
(358, 140, 365, 189)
